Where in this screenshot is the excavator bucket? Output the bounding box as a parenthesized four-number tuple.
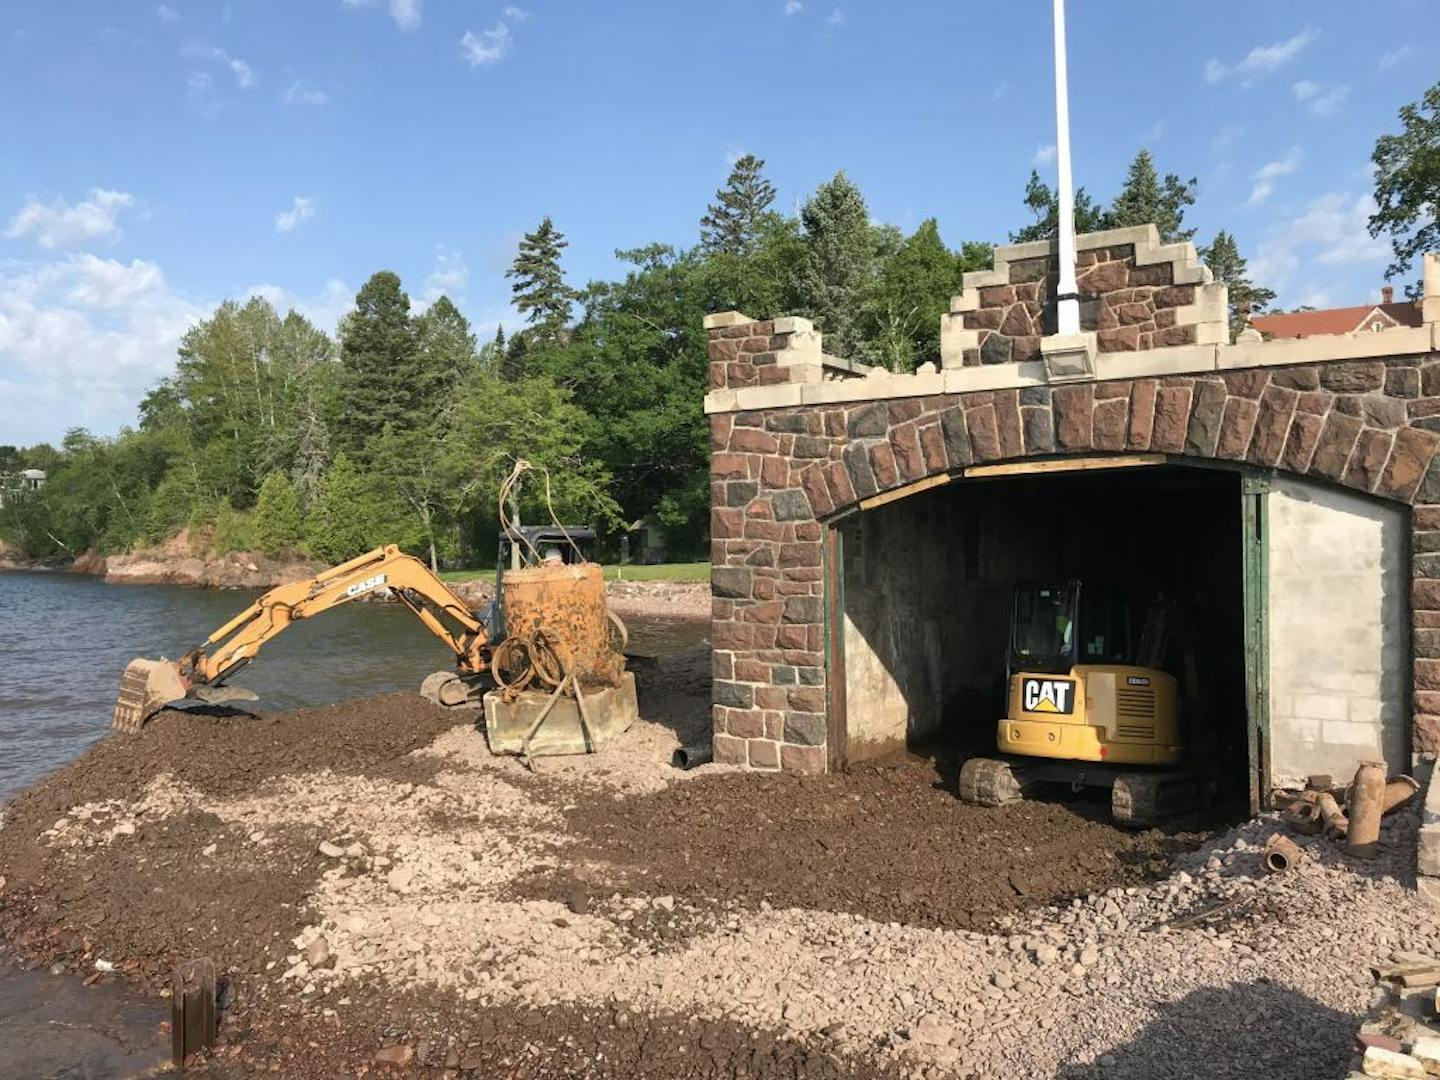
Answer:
(112, 658, 189, 734)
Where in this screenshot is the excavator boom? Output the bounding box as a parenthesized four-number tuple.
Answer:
(112, 545, 491, 733)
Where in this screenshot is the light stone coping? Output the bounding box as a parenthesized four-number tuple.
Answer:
(705, 324, 1440, 414)
(702, 310, 754, 330)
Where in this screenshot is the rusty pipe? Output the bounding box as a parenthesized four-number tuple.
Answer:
(1263, 833, 1302, 873)
(1382, 775, 1420, 815)
(1315, 792, 1349, 838)
(1346, 761, 1386, 859)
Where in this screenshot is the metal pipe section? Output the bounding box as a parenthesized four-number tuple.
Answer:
(1347, 761, 1386, 858)
(672, 744, 713, 770)
(1382, 775, 1420, 815)
(1263, 833, 1302, 873)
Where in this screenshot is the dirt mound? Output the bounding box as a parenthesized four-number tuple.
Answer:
(526, 759, 1210, 932)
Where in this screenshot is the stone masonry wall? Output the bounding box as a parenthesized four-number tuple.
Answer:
(709, 315, 1440, 772)
(956, 244, 1198, 366)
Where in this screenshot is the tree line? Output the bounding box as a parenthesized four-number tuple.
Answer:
(3, 80, 1435, 567)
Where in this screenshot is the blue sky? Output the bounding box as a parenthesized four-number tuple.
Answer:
(1, 0, 1436, 446)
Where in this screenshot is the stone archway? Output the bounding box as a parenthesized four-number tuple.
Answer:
(708, 314, 1440, 774)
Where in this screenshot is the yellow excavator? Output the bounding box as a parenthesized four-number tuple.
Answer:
(112, 544, 498, 732)
(112, 530, 637, 758)
(958, 581, 1202, 826)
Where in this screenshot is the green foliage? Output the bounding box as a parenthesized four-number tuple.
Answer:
(507, 216, 574, 346)
(211, 502, 257, 554)
(861, 219, 991, 371)
(1200, 230, 1277, 334)
(1011, 170, 1107, 243)
(798, 171, 875, 358)
(1370, 80, 1440, 291)
(1011, 149, 1196, 244)
(337, 272, 419, 464)
(255, 471, 304, 556)
(1106, 149, 1197, 242)
(304, 453, 385, 563)
(700, 154, 778, 255)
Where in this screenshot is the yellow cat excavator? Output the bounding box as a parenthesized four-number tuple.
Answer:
(958, 581, 1204, 826)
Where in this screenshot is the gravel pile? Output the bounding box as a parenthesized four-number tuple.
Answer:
(28, 741, 1434, 1078)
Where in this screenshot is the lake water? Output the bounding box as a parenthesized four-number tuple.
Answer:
(0, 570, 707, 801)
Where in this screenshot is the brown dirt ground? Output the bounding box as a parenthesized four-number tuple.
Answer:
(521, 761, 1211, 933)
(0, 655, 1214, 1077)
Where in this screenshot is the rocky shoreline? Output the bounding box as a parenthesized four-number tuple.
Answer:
(0, 544, 710, 618)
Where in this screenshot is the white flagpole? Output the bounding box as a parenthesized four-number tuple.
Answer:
(1052, 0, 1080, 336)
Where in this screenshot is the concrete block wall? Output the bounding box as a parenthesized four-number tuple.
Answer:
(1268, 476, 1409, 785)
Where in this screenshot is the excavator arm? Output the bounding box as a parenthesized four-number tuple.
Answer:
(112, 545, 492, 732)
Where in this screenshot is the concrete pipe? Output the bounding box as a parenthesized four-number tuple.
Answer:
(1346, 761, 1386, 859)
(1315, 792, 1349, 838)
(1382, 775, 1420, 815)
(1263, 833, 1302, 873)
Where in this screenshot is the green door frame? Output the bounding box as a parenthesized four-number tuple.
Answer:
(1240, 471, 1271, 815)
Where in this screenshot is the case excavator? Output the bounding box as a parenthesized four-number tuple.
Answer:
(958, 580, 1205, 826)
(112, 530, 637, 760)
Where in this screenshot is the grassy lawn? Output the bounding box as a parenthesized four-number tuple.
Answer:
(440, 561, 709, 584)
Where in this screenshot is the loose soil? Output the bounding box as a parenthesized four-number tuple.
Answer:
(526, 764, 1209, 932)
(1, 644, 1430, 1078)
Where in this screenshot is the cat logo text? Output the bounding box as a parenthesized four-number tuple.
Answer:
(1021, 677, 1076, 715)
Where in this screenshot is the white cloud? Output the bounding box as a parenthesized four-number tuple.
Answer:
(1032, 144, 1057, 167)
(155, 4, 179, 22)
(461, 24, 511, 66)
(0, 253, 205, 443)
(784, 1, 803, 13)
(343, 0, 422, 30)
(1293, 79, 1348, 116)
(1378, 46, 1414, 71)
(184, 44, 256, 89)
(1205, 27, 1317, 85)
(1246, 147, 1303, 206)
(274, 196, 316, 233)
(282, 81, 330, 106)
(461, 7, 528, 67)
(1249, 191, 1389, 301)
(5, 188, 136, 250)
(991, 80, 1009, 100)
(825, 8, 846, 26)
(420, 247, 469, 307)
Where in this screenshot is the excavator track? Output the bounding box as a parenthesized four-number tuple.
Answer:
(958, 757, 1027, 807)
(1112, 771, 1201, 827)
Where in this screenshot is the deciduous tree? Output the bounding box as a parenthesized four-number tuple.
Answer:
(1370, 80, 1440, 294)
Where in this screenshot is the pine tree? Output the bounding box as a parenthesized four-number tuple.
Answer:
(1107, 149, 1197, 242)
(700, 154, 778, 255)
(413, 296, 476, 410)
(255, 470, 303, 556)
(1010, 170, 1106, 242)
(506, 217, 574, 345)
(336, 272, 417, 463)
(304, 453, 381, 563)
(1200, 230, 1277, 335)
(799, 171, 875, 358)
